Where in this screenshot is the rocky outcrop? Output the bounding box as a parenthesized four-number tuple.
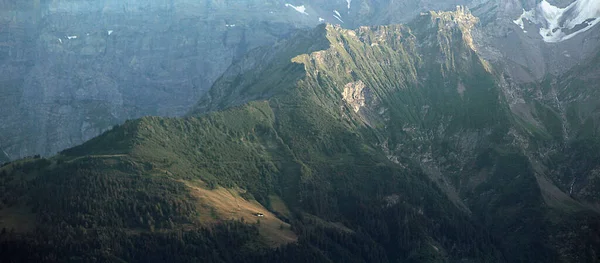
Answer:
(342, 80, 367, 113)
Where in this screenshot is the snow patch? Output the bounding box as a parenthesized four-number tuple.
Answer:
(226, 24, 236, 27)
(67, 35, 77, 40)
(346, 0, 351, 9)
(58, 38, 62, 44)
(513, 9, 536, 29)
(319, 17, 325, 22)
(513, 0, 600, 42)
(333, 10, 344, 23)
(107, 30, 113, 35)
(285, 3, 308, 15)
(333, 15, 344, 23)
(1, 149, 10, 160)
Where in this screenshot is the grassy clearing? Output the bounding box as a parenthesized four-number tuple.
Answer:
(184, 181, 297, 247)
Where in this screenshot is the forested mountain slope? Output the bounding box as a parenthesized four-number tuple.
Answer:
(1, 7, 600, 263)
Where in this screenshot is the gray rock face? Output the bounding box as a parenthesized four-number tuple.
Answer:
(0, 0, 315, 158)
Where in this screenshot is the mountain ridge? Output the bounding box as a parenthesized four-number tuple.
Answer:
(5, 0, 599, 160)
